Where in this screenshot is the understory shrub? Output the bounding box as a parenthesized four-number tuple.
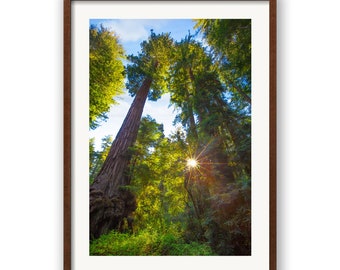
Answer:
(90, 230, 214, 256)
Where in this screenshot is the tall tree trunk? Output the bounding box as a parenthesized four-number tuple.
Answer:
(186, 91, 198, 141)
(187, 68, 198, 140)
(90, 77, 152, 239)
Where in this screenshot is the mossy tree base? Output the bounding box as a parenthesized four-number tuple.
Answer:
(90, 188, 136, 239)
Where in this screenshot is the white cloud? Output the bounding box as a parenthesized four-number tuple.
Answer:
(111, 20, 148, 42)
(104, 20, 166, 43)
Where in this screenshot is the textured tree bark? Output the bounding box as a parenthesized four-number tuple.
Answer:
(90, 77, 152, 239)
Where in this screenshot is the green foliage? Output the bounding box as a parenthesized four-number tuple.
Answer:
(169, 36, 213, 140)
(89, 135, 113, 184)
(90, 229, 214, 256)
(89, 24, 125, 129)
(126, 31, 174, 101)
(194, 19, 251, 105)
(203, 183, 251, 255)
(90, 20, 252, 256)
(128, 116, 188, 233)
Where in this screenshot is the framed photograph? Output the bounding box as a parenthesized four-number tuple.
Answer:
(64, 0, 276, 269)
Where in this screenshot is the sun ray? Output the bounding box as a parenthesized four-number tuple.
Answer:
(195, 138, 215, 160)
(199, 162, 229, 165)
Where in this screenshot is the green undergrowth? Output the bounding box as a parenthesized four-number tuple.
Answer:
(90, 230, 214, 256)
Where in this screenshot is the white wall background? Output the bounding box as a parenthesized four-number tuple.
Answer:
(0, 0, 339, 269)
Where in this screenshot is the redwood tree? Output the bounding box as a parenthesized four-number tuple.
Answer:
(90, 31, 173, 239)
(194, 19, 251, 106)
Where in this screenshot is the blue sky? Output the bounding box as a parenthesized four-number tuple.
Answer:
(90, 19, 198, 53)
(89, 19, 200, 150)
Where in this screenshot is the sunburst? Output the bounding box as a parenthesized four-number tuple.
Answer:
(187, 158, 198, 168)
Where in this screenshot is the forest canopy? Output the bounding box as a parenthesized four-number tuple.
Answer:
(89, 25, 125, 129)
(89, 19, 251, 256)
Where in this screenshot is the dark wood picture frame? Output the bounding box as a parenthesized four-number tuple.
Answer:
(64, 0, 276, 269)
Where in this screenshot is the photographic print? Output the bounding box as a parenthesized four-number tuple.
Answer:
(64, 1, 276, 269)
(88, 19, 252, 256)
